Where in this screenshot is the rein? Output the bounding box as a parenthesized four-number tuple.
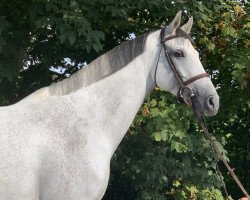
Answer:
(190, 99, 250, 200)
(157, 28, 250, 199)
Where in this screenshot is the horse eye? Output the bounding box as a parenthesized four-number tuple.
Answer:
(174, 50, 184, 58)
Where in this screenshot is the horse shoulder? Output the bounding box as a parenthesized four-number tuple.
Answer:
(0, 94, 111, 199)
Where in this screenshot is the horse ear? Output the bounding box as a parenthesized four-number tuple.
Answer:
(168, 11, 182, 35)
(180, 16, 193, 34)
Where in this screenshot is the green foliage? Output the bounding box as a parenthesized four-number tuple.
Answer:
(0, 0, 249, 199)
(104, 91, 226, 199)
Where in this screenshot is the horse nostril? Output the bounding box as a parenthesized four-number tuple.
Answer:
(207, 96, 214, 108)
(204, 95, 219, 116)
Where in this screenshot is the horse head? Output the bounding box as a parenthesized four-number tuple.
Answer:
(155, 11, 219, 117)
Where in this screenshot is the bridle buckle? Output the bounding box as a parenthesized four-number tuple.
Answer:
(177, 86, 195, 104)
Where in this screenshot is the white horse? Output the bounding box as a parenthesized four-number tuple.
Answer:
(0, 11, 219, 200)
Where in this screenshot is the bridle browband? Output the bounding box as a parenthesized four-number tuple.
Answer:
(155, 28, 210, 104)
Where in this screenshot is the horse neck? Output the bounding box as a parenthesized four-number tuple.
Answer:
(69, 31, 161, 155)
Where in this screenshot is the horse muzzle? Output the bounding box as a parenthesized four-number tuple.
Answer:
(178, 86, 219, 117)
(203, 95, 219, 117)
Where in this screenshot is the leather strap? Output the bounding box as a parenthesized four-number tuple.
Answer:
(159, 28, 250, 199)
(159, 28, 210, 102)
(161, 35, 179, 43)
(183, 73, 210, 86)
(189, 97, 250, 199)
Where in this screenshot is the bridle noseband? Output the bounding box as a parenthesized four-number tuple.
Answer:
(155, 28, 210, 104)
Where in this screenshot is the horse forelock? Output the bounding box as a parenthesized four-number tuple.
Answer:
(49, 32, 150, 96)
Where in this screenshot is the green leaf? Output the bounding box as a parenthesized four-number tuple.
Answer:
(174, 131, 186, 139)
(92, 42, 103, 52)
(60, 34, 68, 44)
(150, 107, 160, 116)
(150, 99, 157, 107)
(160, 131, 168, 141)
(245, 22, 250, 29)
(154, 133, 161, 141)
(95, 31, 105, 41)
(222, 27, 237, 37)
(68, 34, 76, 46)
(207, 43, 215, 51)
(171, 141, 188, 153)
(173, 180, 181, 187)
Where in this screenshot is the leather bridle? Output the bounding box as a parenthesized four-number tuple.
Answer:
(155, 28, 210, 104)
(154, 28, 250, 199)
